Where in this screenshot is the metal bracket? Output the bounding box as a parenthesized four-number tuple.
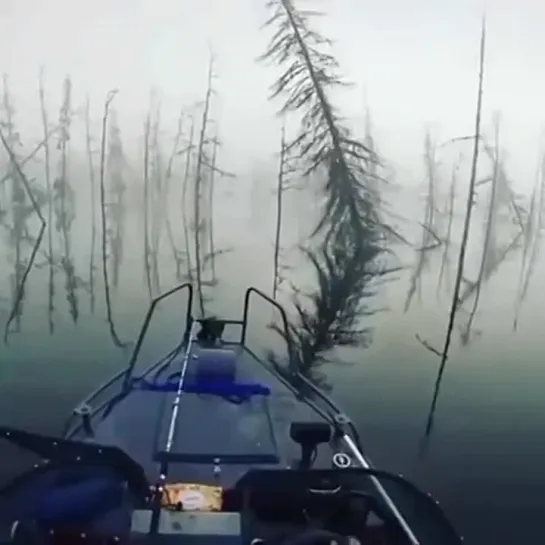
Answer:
(74, 402, 94, 438)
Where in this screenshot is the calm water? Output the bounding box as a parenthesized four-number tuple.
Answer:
(1, 246, 544, 545)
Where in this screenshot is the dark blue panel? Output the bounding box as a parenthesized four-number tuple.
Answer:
(154, 390, 279, 464)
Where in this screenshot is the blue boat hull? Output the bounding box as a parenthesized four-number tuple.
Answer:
(65, 342, 340, 488)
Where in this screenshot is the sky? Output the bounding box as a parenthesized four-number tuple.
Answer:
(0, 0, 543, 188)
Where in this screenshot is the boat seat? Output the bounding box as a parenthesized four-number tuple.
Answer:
(183, 347, 271, 401)
(186, 347, 238, 383)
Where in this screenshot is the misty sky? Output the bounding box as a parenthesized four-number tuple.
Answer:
(0, 0, 543, 187)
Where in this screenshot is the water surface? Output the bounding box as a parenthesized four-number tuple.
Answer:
(1, 248, 544, 545)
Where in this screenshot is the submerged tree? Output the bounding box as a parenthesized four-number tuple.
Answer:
(180, 116, 196, 282)
(202, 129, 219, 284)
(140, 91, 170, 297)
(106, 109, 127, 289)
(363, 107, 380, 202)
(459, 116, 502, 342)
(142, 96, 191, 293)
(192, 55, 215, 317)
(85, 96, 97, 314)
(142, 101, 153, 299)
(54, 76, 79, 323)
(260, 0, 399, 386)
(455, 118, 527, 343)
(404, 132, 443, 311)
(200, 124, 235, 286)
(512, 150, 545, 330)
(149, 99, 163, 293)
(1, 139, 47, 342)
(272, 123, 289, 300)
(163, 110, 187, 280)
(0, 76, 47, 341)
(39, 69, 56, 333)
(98, 90, 126, 348)
(421, 19, 487, 440)
(1, 74, 26, 334)
(436, 158, 460, 297)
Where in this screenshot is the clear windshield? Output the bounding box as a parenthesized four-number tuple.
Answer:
(367, 471, 462, 545)
(0, 427, 462, 545)
(125, 282, 193, 378)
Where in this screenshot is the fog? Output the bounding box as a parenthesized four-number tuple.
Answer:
(1, 0, 544, 362)
(0, 0, 543, 179)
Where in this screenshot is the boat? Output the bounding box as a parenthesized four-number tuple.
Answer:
(0, 283, 463, 545)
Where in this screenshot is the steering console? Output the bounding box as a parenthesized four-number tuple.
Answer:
(231, 469, 376, 545)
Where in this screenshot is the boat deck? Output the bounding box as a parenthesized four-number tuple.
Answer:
(89, 344, 339, 487)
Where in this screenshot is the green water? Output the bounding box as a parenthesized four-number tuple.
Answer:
(1, 263, 544, 545)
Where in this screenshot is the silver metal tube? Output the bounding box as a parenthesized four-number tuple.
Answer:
(165, 321, 199, 453)
(342, 434, 420, 545)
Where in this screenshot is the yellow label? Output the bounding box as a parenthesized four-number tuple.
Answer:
(161, 483, 223, 511)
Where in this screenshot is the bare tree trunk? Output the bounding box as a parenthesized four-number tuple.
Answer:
(142, 107, 153, 299)
(39, 69, 55, 332)
(164, 110, 185, 279)
(150, 105, 162, 293)
(436, 160, 459, 296)
(272, 124, 287, 300)
(193, 56, 214, 317)
(463, 117, 501, 338)
(207, 133, 218, 283)
(98, 90, 125, 347)
(181, 119, 195, 280)
(85, 96, 97, 314)
(424, 19, 487, 439)
(1, 130, 46, 343)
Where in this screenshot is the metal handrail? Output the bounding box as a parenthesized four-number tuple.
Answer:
(240, 288, 357, 420)
(240, 287, 295, 371)
(62, 283, 193, 436)
(123, 282, 193, 387)
(238, 288, 418, 543)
